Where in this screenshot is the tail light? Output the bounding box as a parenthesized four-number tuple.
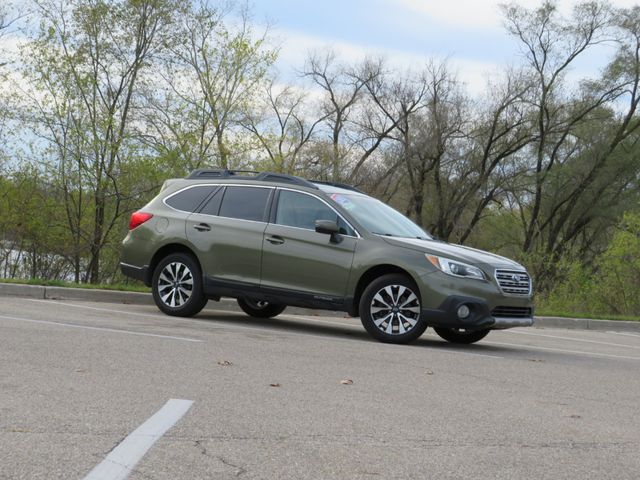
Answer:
(129, 211, 153, 230)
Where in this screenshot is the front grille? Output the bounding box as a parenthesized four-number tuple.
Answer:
(495, 269, 532, 296)
(491, 306, 533, 318)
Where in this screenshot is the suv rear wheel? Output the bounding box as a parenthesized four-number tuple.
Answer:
(237, 298, 286, 318)
(152, 253, 207, 317)
(433, 327, 490, 344)
(359, 274, 428, 344)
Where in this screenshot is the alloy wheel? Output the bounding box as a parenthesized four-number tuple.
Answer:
(157, 261, 194, 308)
(370, 284, 421, 335)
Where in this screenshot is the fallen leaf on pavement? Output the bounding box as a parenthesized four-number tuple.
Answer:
(217, 360, 233, 366)
(425, 370, 434, 375)
(340, 379, 354, 385)
(269, 383, 281, 387)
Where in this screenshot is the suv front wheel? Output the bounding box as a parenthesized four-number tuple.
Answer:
(152, 253, 208, 317)
(359, 274, 428, 344)
(433, 327, 490, 344)
(237, 298, 286, 319)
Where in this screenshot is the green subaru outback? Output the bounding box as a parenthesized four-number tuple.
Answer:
(121, 169, 533, 344)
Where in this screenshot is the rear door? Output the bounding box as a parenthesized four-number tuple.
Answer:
(186, 185, 273, 285)
(260, 189, 357, 299)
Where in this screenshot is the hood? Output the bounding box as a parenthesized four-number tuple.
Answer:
(382, 237, 525, 270)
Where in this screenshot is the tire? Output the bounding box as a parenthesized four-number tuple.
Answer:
(237, 298, 286, 319)
(433, 327, 490, 344)
(359, 273, 428, 344)
(152, 253, 207, 317)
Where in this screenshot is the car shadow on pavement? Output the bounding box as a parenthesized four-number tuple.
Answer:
(193, 310, 514, 356)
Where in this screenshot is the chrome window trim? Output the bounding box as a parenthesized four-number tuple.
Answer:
(275, 187, 361, 239)
(161, 182, 360, 236)
(162, 183, 273, 220)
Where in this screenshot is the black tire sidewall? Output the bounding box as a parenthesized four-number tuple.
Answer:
(359, 273, 428, 344)
(433, 327, 490, 344)
(236, 298, 286, 318)
(152, 253, 207, 317)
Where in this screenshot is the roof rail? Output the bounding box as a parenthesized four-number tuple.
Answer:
(311, 180, 364, 193)
(186, 168, 319, 190)
(187, 169, 259, 179)
(255, 172, 319, 189)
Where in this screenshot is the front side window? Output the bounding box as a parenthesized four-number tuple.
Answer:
(275, 190, 355, 236)
(218, 186, 271, 222)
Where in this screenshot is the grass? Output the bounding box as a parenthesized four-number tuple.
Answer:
(534, 308, 640, 322)
(0, 277, 150, 293)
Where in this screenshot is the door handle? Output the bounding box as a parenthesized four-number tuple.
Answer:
(193, 223, 211, 232)
(265, 235, 285, 245)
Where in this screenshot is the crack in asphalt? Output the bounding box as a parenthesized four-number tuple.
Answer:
(177, 435, 640, 450)
(5, 427, 636, 452)
(193, 439, 247, 477)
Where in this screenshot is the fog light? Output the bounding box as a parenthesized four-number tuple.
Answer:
(457, 305, 470, 319)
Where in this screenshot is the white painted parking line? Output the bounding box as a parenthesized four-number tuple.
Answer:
(484, 340, 640, 361)
(505, 329, 640, 350)
(608, 331, 640, 339)
(0, 314, 202, 343)
(83, 398, 193, 480)
(27, 299, 172, 320)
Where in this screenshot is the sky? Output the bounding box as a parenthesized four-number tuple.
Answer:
(247, 0, 639, 93)
(1, 0, 638, 94)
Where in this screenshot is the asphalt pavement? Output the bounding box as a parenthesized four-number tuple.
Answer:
(1, 296, 640, 479)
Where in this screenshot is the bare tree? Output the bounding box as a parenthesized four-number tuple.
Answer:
(388, 61, 465, 229)
(501, 0, 616, 253)
(302, 52, 392, 182)
(241, 80, 327, 173)
(141, 0, 276, 170)
(445, 71, 534, 243)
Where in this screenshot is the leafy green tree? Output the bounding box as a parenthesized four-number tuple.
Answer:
(595, 211, 640, 314)
(23, 0, 176, 282)
(140, 0, 276, 170)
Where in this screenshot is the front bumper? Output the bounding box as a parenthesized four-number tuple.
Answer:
(422, 295, 534, 331)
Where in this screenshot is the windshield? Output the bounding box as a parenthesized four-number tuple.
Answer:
(328, 193, 431, 240)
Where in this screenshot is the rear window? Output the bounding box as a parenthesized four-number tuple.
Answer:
(165, 185, 217, 213)
(218, 186, 271, 222)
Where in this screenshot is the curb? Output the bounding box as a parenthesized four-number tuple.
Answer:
(534, 316, 640, 333)
(1, 282, 639, 332)
(44, 286, 155, 305)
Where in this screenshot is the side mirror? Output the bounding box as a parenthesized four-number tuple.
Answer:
(315, 220, 342, 243)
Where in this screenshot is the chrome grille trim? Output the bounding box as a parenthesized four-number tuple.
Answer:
(494, 269, 532, 296)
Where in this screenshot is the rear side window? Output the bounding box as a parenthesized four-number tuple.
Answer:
(165, 185, 217, 213)
(198, 187, 224, 216)
(218, 186, 271, 222)
(275, 190, 355, 235)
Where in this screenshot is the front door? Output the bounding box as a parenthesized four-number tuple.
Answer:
(260, 189, 357, 300)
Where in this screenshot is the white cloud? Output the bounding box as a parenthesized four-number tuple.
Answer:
(393, 0, 640, 29)
(272, 28, 500, 95)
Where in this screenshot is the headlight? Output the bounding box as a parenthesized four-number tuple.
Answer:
(425, 254, 486, 281)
